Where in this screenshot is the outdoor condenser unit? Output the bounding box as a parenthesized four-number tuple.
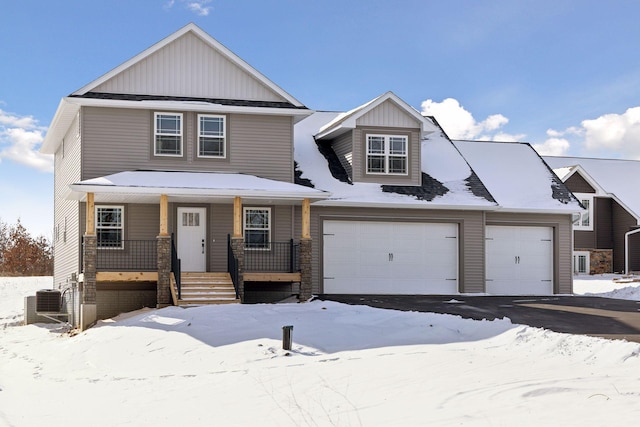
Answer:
(36, 289, 62, 313)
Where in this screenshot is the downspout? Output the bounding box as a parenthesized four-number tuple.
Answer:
(624, 227, 640, 274)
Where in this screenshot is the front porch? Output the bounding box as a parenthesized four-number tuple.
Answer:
(72, 170, 327, 330)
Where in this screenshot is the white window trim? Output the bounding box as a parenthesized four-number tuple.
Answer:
(243, 207, 271, 251)
(573, 193, 594, 231)
(154, 112, 183, 157)
(96, 205, 124, 250)
(573, 251, 590, 275)
(366, 133, 408, 176)
(197, 114, 226, 159)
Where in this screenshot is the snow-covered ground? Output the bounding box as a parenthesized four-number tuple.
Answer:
(1, 276, 640, 426)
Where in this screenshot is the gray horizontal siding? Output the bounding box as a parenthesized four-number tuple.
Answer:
(352, 127, 421, 186)
(332, 131, 353, 179)
(81, 107, 294, 182)
(53, 114, 82, 290)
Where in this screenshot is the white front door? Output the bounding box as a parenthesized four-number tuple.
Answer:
(177, 207, 207, 272)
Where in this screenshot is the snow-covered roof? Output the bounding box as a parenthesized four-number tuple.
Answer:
(314, 92, 438, 140)
(68, 171, 329, 204)
(454, 141, 582, 213)
(294, 112, 497, 210)
(544, 156, 640, 222)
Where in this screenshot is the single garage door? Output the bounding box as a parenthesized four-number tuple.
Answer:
(485, 225, 553, 295)
(323, 220, 458, 294)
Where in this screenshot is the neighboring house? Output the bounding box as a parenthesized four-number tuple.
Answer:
(544, 156, 640, 274)
(41, 24, 581, 330)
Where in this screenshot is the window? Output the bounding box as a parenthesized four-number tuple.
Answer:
(573, 251, 590, 274)
(366, 134, 407, 175)
(198, 115, 226, 158)
(573, 194, 593, 231)
(244, 207, 270, 250)
(96, 206, 124, 249)
(154, 112, 183, 156)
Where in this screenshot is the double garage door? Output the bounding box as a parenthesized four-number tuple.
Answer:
(323, 221, 554, 295)
(323, 220, 458, 294)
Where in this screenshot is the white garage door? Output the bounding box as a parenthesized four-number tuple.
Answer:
(323, 220, 458, 294)
(486, 226, 553, 295)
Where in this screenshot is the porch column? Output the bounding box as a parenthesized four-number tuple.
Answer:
(231, 196, 245, 301)
(157, 195, 171, 306)
(299, 198, 313, 301)
(81, 192, 97, 330)
(159, 194, 169, 236)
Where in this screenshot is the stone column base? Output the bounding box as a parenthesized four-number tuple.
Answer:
(299, 238, 312, 302)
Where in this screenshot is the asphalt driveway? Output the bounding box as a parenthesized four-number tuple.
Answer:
(318, 294, 640, 343)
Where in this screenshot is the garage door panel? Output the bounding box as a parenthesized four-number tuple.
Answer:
(323, 220, 458, 294)
(486, 226, 553, 295)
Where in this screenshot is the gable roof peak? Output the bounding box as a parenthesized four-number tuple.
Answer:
(314, 91, 437, 140)
(71, 23, 304, 107)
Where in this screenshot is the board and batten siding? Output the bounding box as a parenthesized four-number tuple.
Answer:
(53, 113, 82, 290)
(81, 107, 294, 182)
(296, 206, 486, 295)
(356, 99, 422, 129)
(485, 212, 574, 294)
(92, 32, 285, 102)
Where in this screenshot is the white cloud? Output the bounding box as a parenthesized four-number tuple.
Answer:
(532, 137, 570, 156)
(163, 0, 212, 16)
(0, 108, 53, 173)
(186, 1, 212, 16)
(580, 107, 640, 157)
(420, 98, 510, 140)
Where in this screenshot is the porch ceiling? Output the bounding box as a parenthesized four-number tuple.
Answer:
(68, 170, 330, 204)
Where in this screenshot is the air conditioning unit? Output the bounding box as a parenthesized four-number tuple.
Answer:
(36, 289, 61, 313)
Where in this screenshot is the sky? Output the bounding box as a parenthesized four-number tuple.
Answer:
(2, 275, 640, 425)
(2, 0, 640, 238)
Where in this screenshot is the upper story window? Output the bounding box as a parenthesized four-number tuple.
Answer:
(573, 194, 593, 231)
(198, 114, 226, 158)
(96, 205, 124, 249)
(366, 134, 408, 175)
(154, 112, 183, 156)
(244, 207, 270, 250)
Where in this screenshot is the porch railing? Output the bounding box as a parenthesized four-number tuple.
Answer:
(227, 235, 239, 298)
(244, 239, 300, 273)
(171, 233, 182, 299)
(94, 239, 158, 271)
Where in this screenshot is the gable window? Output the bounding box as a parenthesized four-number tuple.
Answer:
(244, 207, 270, 250)
(154, 112, 183, 156)
(96, 206, 124, 249)
(366, 134, 407, 175)
(573, 194, 593, 231)
(198, 114, 226, 158)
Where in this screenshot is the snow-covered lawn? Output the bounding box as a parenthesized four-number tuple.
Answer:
(1, 276, 640, 426)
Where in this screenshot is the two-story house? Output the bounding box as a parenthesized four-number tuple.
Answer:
(42, 24, 581, 330)
(544, 156, 640, 274)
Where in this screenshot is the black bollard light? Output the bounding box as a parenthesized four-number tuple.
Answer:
(282, 325, 293, 350)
